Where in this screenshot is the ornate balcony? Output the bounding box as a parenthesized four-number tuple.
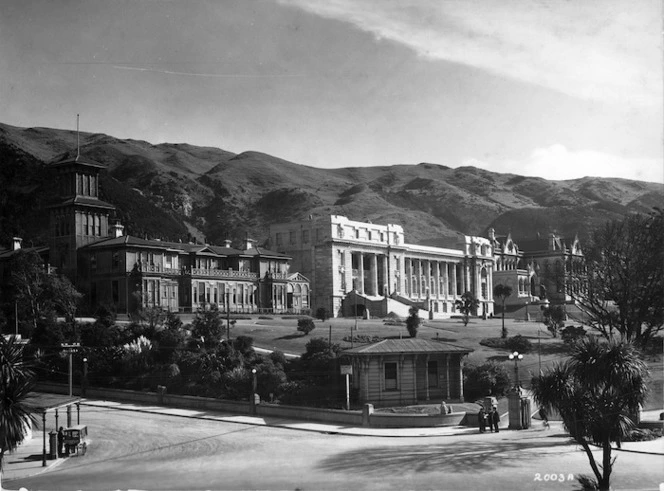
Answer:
(186, 268, 259, 280)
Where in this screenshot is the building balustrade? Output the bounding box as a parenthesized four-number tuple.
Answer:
(187, 268, 259, 279)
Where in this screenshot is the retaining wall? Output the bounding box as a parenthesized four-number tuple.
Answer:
(35, 382, 467, 428)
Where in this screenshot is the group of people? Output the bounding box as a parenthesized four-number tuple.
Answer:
(477, 406, 500, 433)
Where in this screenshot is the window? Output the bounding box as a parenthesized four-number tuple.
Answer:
(384, 362, 398, 390)
(276, 233, 283, 246)
(427, 361, 438, 388)
(198, 282, 205, 303)
(289, 231, 296, 245)
(112, 281, 119, 304)
(90, 254, 97, 270)
(302, 230, 309, 244)
(112, 252, 120, 271)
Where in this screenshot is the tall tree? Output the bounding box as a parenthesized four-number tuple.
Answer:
(454, 291, 480, 326)
(570, 210, 663, 347)
(0, 335, 37, 489)
(493, 284, 513, 339)
(531, 337, 649, 491)
(9, 250, 82, 333)
(190, 305, 224, 350)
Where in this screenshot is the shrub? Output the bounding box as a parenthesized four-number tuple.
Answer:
(315, 307, 330, 322)
(406, 306, 421, 338)
(297, 318, 316, 335)
(480, 335, 532, 353)
(505, 335, 533, 353)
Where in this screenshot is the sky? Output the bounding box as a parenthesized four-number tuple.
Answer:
(1, 0, 662, 183)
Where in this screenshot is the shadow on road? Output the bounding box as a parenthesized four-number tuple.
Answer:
(317, 438, 572, 475)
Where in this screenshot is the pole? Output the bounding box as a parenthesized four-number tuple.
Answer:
(42, 412, 47, 467)
(345, 373, 350, 411)
(15, 300, 18, 335)
(226, 291, 230, 341)
(328, 324, 332, 352)
(69, 350, 73, 397)
(538, 326, 542, 375)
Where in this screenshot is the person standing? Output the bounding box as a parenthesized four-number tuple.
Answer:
(57, 426, 65, 457)
(478, 407, 486, 433)
(491, 406, 500, 433)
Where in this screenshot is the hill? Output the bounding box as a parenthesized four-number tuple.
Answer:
(0, 122, 661, 248)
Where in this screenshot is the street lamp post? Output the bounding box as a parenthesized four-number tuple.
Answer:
(82, 357, 88, 396)
(508, 351, 524, 389)
(251, 368, 257, 415)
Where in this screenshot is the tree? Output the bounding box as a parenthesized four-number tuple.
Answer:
(464, 361, 511, 402)
(405, 306, 421, 338)
(493, 284, 513, 339)
(454, 291, 480, 326)
(531, 337, 649, 491)
(315, 307, 330, 323)
(297, 318, 316, 336)
(190, 305, 224, 349)
(542, 305, 565, 338)
(0, 335, 37, 489)
(570, 210, 663, 347)
(9, 250, 82, 333)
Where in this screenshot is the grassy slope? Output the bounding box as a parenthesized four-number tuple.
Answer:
(229, 316, 663, 411)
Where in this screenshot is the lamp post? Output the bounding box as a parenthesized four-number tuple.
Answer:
(508, 351, 523, 388)
(82, 357, 88, 397)
(251, 368, 257, 415)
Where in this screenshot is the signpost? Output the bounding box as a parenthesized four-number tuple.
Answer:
(340, 365, 353, 410)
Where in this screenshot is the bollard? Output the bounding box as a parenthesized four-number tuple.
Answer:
(362, 404, 374, 427)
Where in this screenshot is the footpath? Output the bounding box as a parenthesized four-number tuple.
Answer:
(3, 400, 662, 483)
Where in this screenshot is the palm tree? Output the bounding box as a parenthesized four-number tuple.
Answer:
(493, 284, 513, 338)
(0, 335, 37, 489)
(531, 337, 649, 491)
(454, 291, 480, 326)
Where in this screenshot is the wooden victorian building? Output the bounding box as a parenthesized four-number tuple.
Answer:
(342, 338, 472, 407)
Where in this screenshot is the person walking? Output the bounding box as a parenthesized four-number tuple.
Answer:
(478, 407, 486, 433)
(491, 406, 500, 433)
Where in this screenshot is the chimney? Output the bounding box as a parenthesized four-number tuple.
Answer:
(245, 238, 255, 250)
(12, 237, 22, 251)
(110, 222, 125, 238)
(224, 239, 232, 248)
(488, 228, 495, 241)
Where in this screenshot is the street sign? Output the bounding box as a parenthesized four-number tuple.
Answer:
(340, 365, 353, 375)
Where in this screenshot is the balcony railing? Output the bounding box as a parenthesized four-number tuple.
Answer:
(186, 268, 259, 280)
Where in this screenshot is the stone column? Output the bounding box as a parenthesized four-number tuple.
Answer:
(344, 250, 352, 293)
(434, 262, 440, 299)
(382, 254, 389, 296)
(443, 262, 449, 298)
(371, 253, 378, 296)
(451, 263, 457, 297)
(425, 260, 432, 300)
(399, 255, 405, 295)
(358, 252, 365, 294)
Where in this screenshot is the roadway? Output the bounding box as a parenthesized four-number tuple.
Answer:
(7, 402, 664, 491)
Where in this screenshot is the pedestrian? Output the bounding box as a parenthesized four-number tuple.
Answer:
(491, 406, 500, 433)
(57, 426, 64, 457)
(538, 407, 549, 429)
(440, 400, 448, 415)
(478, 407, 486, 433)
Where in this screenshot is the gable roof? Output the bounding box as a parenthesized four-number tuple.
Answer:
(242, 246, 291, 259)
(81, 235, 244, 255)
(343, 338, 472, 355)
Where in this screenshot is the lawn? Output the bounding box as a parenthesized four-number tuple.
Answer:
(231, 315, 663, 411)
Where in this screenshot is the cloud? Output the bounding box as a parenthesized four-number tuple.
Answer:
(278, 0, 662, 107)
(465, 145, 664, 183)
